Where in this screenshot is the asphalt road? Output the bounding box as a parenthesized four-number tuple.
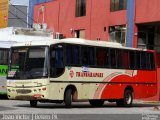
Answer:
(0, 100, 159, 120)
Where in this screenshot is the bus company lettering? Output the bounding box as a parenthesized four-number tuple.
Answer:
(76, 72, 103, 77)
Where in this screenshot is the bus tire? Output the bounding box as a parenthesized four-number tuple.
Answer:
(64, 89, 72, 108)
(116, 90, 133, 107)
(30, 100, 37, 107)
(89, 100, 104, 107)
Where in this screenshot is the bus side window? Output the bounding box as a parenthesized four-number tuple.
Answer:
(146, 53, 151, 69)
(129, 51, 135, 69)
(81, 46, 95, 66)
(88, 47, 95, 66)
(122, 51, 129, 69)
(73, 46, 80, 65)
(50, 45, 64, 78)
(96, 47, 106, 67)
(66, 45, 80, 65)
(140, 52, 147, 69)
(81, 46, 88, 65)
(117, 50, 123, 68)
(110, 49, 116, 68)
(149, 53, 155, 70)
(135, 51, 141, 69)
(66, 45, 72, 65)
(106, 49, 109, 67)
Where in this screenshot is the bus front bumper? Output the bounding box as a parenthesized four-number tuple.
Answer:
(7, 86, 49, 100)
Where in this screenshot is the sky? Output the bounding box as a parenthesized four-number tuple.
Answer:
(9, 0, 29, 6)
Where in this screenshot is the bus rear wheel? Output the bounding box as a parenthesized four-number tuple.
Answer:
(30, 100, 37, 107)
(116, 89, 133, 107)
(89, 100, 104, 107)
(64, 89, 72, 108)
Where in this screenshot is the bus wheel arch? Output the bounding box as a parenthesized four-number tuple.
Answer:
(64, 85, 78, 107)
(125, 86, 134, 93)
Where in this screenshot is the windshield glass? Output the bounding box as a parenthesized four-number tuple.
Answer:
(7, 46, 48, 79)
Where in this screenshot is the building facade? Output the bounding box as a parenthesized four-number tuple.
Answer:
(34, 0, 160, 101)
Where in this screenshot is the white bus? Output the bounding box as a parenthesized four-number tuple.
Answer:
(7, 38, 157, 107)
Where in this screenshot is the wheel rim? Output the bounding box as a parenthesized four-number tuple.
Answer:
(125, 93, 132, 105)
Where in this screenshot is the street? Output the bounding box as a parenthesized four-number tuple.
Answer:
(0, 100, 159, 120)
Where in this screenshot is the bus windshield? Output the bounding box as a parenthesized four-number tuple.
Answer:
(8, 46, 48, 79)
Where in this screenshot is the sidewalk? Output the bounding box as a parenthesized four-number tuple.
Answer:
(134, 99, 160, 104)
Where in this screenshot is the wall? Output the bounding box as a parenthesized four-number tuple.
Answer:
(28, 0, 52, 28)
(136, 0, 160, 23)
(34, 0, 127, 40)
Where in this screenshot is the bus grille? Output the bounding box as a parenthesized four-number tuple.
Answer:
(16, 89, 32, 94)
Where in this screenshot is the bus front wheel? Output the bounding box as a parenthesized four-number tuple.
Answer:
(30, 100, 37, 107)
(64, 89, 72, 108)
(116, 89, 133, 107)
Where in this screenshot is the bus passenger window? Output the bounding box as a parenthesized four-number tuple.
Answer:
(81, 46, 95, 66)
(129, 51, 135, 69)
(146, 53, 151, 69)
(81, 47, 88, 65)
(66, 45, 80, 65)
(148, 53, 155, 70)
(96, 48, 106, 66)
(122, 51, 129, 69)
(150, 53, 155, 69)
(73, 46, 80, 64)
(110, 49, 116, 68)
(136, 51, 141, 69)
(50, 46, 64, 78)
(140, 52, 147, 69)
(117, 50, 123, 68)
(88, 47, 95, 65)
(66, 46, 72, 65)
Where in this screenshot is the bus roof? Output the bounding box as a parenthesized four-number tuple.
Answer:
(11, 38, 147, 51)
